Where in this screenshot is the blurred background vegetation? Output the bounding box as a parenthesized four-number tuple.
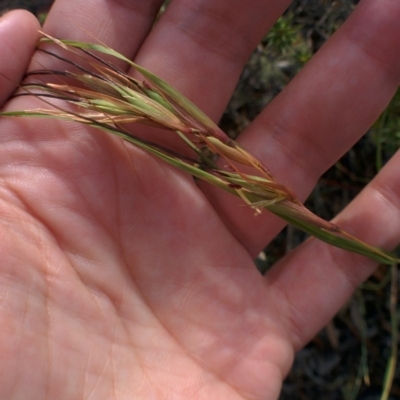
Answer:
(1, 0, 399, 398)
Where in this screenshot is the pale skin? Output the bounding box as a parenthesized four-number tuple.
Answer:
(0, 1, 400, 399)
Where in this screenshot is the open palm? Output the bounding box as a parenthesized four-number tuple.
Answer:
(1, 1, 400, 399)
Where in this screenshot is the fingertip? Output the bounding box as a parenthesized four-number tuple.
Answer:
(0, 9, 41, 106)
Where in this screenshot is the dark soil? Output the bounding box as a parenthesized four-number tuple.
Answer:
(0, 0, 52, 15)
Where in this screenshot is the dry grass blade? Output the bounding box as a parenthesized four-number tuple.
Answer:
(1, 33, 398, 265)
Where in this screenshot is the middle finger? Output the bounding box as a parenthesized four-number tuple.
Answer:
(131, 0, 290, 121)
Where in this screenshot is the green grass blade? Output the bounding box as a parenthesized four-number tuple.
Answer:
(380, 264, 398, 400)
(268, 202, 398, 264)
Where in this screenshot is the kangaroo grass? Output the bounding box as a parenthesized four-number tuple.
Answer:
(1, 33, 398, 265)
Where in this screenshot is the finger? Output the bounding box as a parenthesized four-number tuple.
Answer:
(0, 10, 40, 106)
(39, 0, 165, 64)
(132, 0, 291, 121)
(265, 148, 400, 350)
(200, 0, 400, 256)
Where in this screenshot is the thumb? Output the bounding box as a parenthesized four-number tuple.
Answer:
(0, 9, 40, 107)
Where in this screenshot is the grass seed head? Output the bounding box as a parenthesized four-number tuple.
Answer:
(1, 33, 398, 265)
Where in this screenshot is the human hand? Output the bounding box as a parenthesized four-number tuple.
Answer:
(0, 1, 399, 399)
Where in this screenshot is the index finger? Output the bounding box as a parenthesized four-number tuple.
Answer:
(39, 0, 165, 67)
